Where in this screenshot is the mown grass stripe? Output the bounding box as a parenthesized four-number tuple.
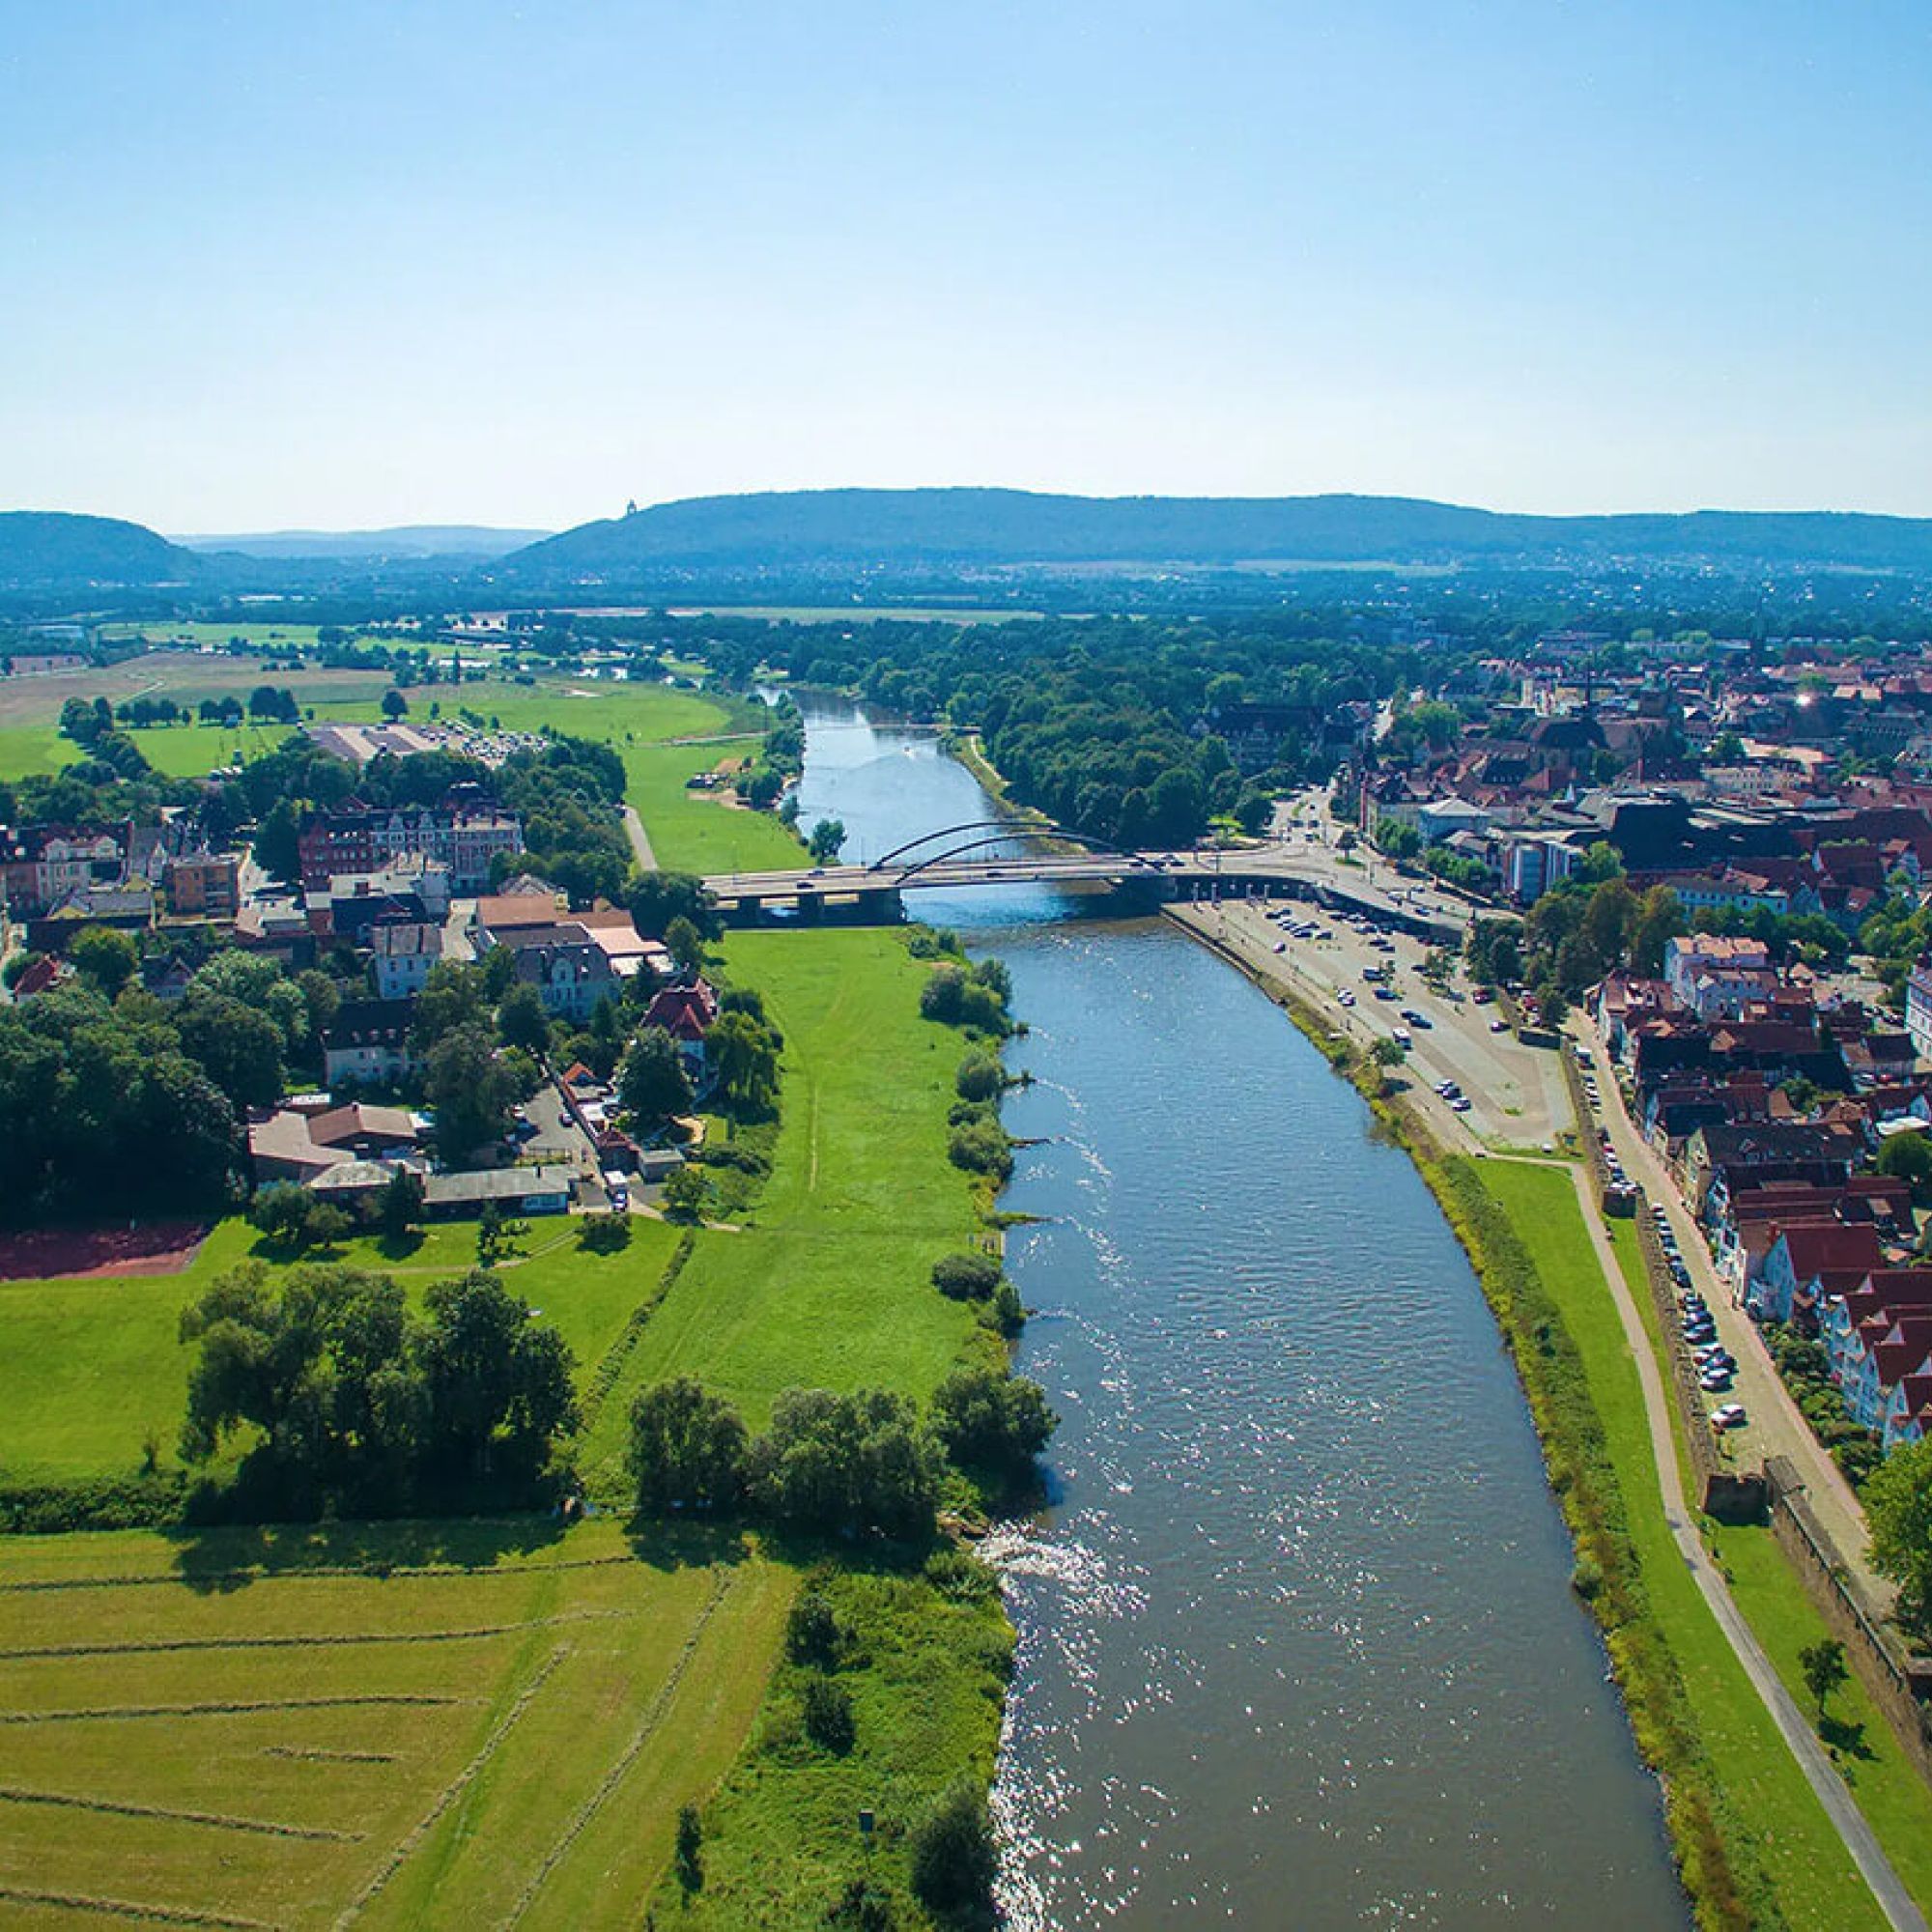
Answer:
(0, 1782, 360, 1842)
(500, 1572, 735, 1928)
(334, 1643, 572, 1927)
(0, 1882, 278, 1928)
(0, 1607, 627, 1661)
(0, 1553, 639, 1595)
(0, 1693, 466, 1724)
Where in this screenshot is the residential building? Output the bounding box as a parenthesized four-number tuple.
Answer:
(370, 922, 450, 1001)
(321, 998, 419, 1087)
(1906, 956, 1932, 1065)
(298, 803, 522, 892)
(424, 1164, 575, 1219)
(164, 853, 240, 920)
(1, 824, 128, 917)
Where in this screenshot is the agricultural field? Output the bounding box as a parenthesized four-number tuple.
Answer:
(0, 1215, 686, 1490)
(0, 1517, 791, 1929)
(0, 652, 394, 731)
(581, 926, 996, 1492)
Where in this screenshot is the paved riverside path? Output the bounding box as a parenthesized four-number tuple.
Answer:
(622, 805, 656, 870)
(1575, 1014, 1889, 1602)
(1531, 1151, 1927, 1932)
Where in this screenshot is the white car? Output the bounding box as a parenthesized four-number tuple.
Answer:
(1711, 1403, 1747, 1431)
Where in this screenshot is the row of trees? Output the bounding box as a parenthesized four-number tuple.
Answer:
(626, 1368, 1057, 1534)
(179, 1261, 576, 1512)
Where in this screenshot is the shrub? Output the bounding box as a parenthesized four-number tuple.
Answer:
(948, 1120, 1011, 1180)
(579, 1210, 633, 1254)
(909, 1780, 998, 1918)
(981, 1278, 1026, 1336)
(930, 1367, 1058, 1483)
(824, 1878, 896, 1929)
(801, 1672, 856, 1754)
(923, 1548, 1000, 1603)
(786, 1589, 848, 1668)
(675, 1804, 704, 1895)
(931, 1251, 1002, 1301)
(954, 1053, 1004, 1103)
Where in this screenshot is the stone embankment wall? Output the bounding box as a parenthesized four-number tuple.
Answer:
(1764, 1456, 1932, 1781)
(1561, 1041, 1932, 1780)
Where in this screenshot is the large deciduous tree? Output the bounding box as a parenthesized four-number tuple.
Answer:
(618, 1026, 693, 1124)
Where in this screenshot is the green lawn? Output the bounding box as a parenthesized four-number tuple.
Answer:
(1602, 1195, 1932, 1911)
(478, 680, 736, 746)
(0, 723, 70, 781)
(621, 738, 804, 873)
(1475, 1160, 1891, 1930)
(580, 927, 996, 1492)
(0, 1214, 685, 1488)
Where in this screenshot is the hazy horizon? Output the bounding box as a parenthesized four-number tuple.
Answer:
(6, 3, 1929, 530)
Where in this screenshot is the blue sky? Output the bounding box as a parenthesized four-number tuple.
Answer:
(3, 1, 1929, 529)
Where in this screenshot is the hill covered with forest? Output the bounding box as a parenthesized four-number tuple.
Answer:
(486, 487, 1932, 582)
(0, 512, 207, 591)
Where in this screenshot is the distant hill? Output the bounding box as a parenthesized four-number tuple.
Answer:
(489, 487, 1932, 582)
(0, 512, 205, 590)
(175, 524, 551, 560)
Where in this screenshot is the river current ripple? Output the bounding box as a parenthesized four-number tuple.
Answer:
(787, 695, 1685, 1929)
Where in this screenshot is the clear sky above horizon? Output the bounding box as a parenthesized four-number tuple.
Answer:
(4, 1, 1930, 533)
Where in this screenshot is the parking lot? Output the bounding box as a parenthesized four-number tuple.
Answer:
(1200, 893, 1571, 1151)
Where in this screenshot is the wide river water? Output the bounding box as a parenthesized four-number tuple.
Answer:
(790, 693, 1686, 1928)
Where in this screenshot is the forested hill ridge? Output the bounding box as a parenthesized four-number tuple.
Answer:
(0, 511, 207, 590)
(14, 491, 1932, 605)
(487, 487, 1932, 581)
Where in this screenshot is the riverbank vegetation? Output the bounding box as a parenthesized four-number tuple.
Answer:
(702, 614, 1413, 850)
(1178, 917, 1895, 1928)
(1468, 1160, 1883, 1930)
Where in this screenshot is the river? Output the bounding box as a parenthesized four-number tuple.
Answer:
(789, 692, 1686, 1928)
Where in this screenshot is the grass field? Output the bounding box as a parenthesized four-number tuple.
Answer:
(648, 1556, 1012, 1926)
(1475, 1159, 1892, 1930)
(621, 738, 804, 873)
(0, 653, 740, 779)
(580, 927, 998, 1492)
(0, 1516, 791, 1929)
(0, 1215, 686, 1489)
(1602, 1196, 1932, 1912)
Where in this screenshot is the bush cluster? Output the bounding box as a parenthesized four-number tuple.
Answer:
(627, 1368, 1056, 1532)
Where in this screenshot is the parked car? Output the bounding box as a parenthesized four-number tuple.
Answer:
(1490, 1017, 1510, 1033)
(1451, 1095, 1472, 1113)
(1711, 1403, 1747, 1431)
